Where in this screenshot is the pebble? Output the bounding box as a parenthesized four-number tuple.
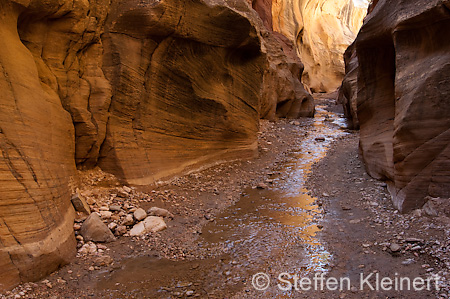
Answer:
(109, 205, 122, 212)
(100, 211, 112, 219)
(148, 207, 174, 218)
(186, 290, 194, 296)
(402, 259, 415, 265)
(115, 225, 127, 235)
(390, 243, 401, 252)
(108, 222, 118, 231)
(93, 255, 113, 267)
(256, 183, 268, 189)
(122, 214, 135, 226)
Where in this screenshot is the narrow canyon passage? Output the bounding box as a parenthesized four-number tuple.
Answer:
(2, 0, 450, 298)
(20, 97, 443, 299)
(92, 97, 349, 298)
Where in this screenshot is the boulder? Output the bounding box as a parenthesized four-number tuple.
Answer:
(80, 213, 116, 243)
(122, 214, 135, 226)
(133, 208, 147, 221)
(129, 216, 167, 236)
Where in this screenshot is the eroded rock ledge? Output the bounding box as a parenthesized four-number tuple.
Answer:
(338, 0, 450, 212)
(0, 0, 313, 290)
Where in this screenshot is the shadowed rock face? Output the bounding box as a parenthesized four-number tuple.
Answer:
(248, 0, 315, 119)
(273, 0, 368, 92)
(339, 0, 450, 212)
(0, 0, 314, 290)
(337, 42, 359, 129)
(99, 0, 265, 185)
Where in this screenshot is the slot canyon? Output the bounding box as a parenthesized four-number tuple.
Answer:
(0, 0, 449, 298)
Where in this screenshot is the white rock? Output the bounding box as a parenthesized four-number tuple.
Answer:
(123, 186, 132, 193)
(133, 208, 147, 221)
(147, 207, 174, 219)
(78, 242, 97, 255)
(129, 216, 167, 236)
(108, 222, 118, 231)
(122, 214, 135, 226)
(129, 222, 146, 236)
(100, 211, 112, 219)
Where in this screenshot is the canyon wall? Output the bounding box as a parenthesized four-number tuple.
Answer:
(0, 0, 313, 290)
(249, 0, 315, 119)
(272, 0, 368, 92)
(338, 0, 450, 212)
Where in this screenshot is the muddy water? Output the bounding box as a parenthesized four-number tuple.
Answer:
(97, 104, 349, 298)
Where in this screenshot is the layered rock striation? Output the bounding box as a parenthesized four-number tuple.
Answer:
(0, 0, 314, 290)
(338, 0, 450, 212)
(273, 0, 368, 92)
(249, 0, 315, 119)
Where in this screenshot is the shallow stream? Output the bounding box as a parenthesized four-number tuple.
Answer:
(96, 103, 349, 298)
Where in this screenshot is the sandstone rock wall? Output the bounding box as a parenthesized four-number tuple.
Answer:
(98, 0, 266, 185)
(272, 0, 368, 92)
(337, 41, 359, 129)
(249, 0, 315, 119)
(0, 0, 81, 290)
(338, 0, 450, 212)
(0, 0, 314, 290)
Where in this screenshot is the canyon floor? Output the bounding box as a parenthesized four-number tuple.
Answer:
(2, 95, 449, 299)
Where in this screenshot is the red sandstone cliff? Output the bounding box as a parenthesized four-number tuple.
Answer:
(338, 0, 450, 212)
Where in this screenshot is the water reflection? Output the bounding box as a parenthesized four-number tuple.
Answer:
(96, 104, 348, 297)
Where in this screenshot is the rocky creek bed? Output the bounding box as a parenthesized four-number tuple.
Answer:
(1, 95, 449, 299)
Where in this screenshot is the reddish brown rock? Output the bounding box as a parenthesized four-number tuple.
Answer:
(250, 0, 273, 30)
(99, 0, 265, 185)
(0, 0, 315, 291)
(260, 32, 315, 119)
(340, 0, 450, 212)
(249, 0, 315, 119)
(337, 42, 359, 129)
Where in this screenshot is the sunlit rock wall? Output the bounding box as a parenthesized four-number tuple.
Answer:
(272, 0, 368, 92)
